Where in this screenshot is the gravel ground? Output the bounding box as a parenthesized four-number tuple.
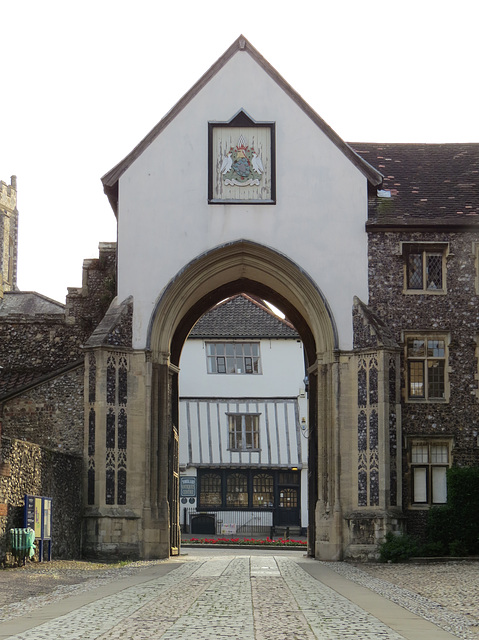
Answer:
(333, 560, 479, 639)
(0, 557, 478, 638)
(358, 561, 479, 624)
(0, 559, 169, 614)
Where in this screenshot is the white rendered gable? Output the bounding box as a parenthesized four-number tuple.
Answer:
(117, 48, 369, 350)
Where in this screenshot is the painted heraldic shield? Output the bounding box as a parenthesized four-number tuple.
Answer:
(221, 134, 264, 187)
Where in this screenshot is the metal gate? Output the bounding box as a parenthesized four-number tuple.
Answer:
(169, 424, 180, 554)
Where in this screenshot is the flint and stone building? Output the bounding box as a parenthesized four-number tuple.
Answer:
(1, 36, 478, 561)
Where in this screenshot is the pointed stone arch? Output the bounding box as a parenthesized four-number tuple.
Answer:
(148, 239, 338, 367)
(146, 240, 340, 559)
(82, 241, 402, 561)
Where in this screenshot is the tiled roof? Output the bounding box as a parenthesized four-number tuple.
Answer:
(0, 291, 64, 317)
(0, 370, 39, 397)
(350, 143, 479, 227)
(0, 361, 83, 401)
(189, 294, 299, 339)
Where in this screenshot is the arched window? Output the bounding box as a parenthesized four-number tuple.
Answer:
(252, 473, 273, 508)
(226, 473, 248, 507)
(199, 473, 222, 507)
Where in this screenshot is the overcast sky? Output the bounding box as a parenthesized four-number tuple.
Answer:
(1, 0, 477, 303)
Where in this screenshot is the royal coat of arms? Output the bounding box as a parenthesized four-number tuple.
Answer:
(220, 134, 264, 187)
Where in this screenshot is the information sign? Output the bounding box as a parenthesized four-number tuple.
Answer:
(24, 495, 52, 561)
(180, 477, 196, 498)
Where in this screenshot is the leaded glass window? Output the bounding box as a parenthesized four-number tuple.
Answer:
(226, 473, 248, 507)
(199, 473, 222, 507)
(252, 473, 273, 508)
(407, 336, 446, 400)
(196, 469, 300, 511)
(405, 247, 446, 292)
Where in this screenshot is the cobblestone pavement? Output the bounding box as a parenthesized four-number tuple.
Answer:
(0, 552, 477, 639)
(0, 555, 401, 640)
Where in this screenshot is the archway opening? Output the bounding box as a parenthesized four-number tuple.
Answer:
(148, 241, 337, 557)
(178, 292, 310, 543)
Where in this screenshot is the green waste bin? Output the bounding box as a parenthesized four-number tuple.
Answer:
(10, 527, 36, 562)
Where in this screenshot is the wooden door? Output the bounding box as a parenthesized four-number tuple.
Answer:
(276, 487, 300, 526)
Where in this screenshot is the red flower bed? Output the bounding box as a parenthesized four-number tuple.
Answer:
(182, 537, 306, 546)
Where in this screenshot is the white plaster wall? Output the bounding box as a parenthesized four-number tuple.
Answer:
(179, 338, 305, 398)
(117, 50, 368, 350)
(300, 468, 308, 529)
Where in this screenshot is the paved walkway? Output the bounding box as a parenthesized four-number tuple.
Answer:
(0, 551, 458, 640)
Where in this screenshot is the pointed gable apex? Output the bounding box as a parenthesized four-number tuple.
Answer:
(101, 35, 382, 215)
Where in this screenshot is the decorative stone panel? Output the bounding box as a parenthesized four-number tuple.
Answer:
(357, 355, 379, 507)
(86, 350, 129, 509)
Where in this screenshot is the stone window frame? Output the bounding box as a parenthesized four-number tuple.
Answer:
(227, 413, 261, 452)
(205, 341, 262, 375)
(403, 331, 450, 403)
(406, 436, 452, 508)
(400, 242, 450, 295)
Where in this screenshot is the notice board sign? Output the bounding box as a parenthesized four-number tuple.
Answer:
(24, 495, 52, 561)
(180, 477, 196, 498)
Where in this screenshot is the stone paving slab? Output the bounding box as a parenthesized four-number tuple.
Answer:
(0, 554, 459, 640)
